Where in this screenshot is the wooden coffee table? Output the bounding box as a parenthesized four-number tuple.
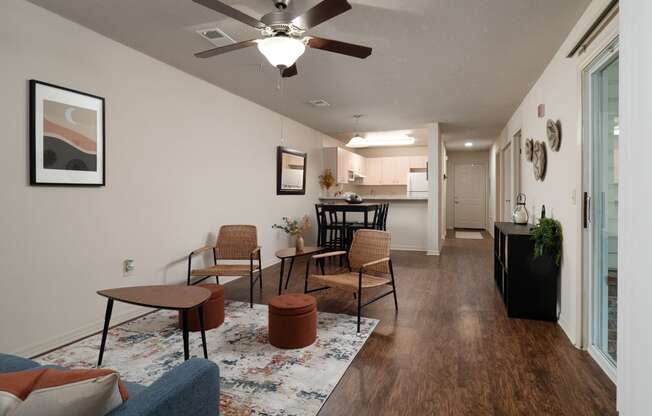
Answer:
(96, 285, 211, 366)
(275, 246, 326, 295)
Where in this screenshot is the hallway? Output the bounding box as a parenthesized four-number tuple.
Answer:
(227, 234, 617, 415)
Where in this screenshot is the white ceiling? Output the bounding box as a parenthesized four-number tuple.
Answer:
(26, 0, 590, 147)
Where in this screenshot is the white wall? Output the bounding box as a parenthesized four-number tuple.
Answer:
(618, 1, 652, 414)
(445, 151, 491, 230)
(493, 0, 617, 346)
(0, 0, 332, 356)
(488, 144, 497, 236)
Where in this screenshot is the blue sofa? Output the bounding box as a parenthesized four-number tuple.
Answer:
(0, 353, 219, 416)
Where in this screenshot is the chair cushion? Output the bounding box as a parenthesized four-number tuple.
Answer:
(311, 272, 391, 290)
(191, 264, 258, 276)
(268, 294, 317, 316)
(0, 367, 128, 416)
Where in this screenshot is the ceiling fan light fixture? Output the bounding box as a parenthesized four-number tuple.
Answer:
(257, 36, 305, 68)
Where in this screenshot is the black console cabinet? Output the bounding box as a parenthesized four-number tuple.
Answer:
(494, 222, 558, 322)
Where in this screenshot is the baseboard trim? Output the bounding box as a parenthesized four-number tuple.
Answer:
(391, 245, 428, 252)
(14, 307, 149, 359)
(426, 250, 440, 256)
(16, 259, 286, 358)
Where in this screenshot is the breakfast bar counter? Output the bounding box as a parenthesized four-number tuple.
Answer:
(318, 196, 428, 251)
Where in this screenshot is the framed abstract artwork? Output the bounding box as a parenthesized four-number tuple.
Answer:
(29, 80, 105, 186)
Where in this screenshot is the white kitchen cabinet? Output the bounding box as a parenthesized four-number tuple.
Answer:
(324, 150, 422, 186)
(363, 158, 382, 185)
(351, 153, 366, 175)
(323, 147, 364, 184)
(381, 157, 410, 185)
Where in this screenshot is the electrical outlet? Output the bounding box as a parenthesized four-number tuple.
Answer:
(123, 259, 135, 277)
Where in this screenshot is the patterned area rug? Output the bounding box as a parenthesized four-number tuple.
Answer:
(38, 301, 378, 416)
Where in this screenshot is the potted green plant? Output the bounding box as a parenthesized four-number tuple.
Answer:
(273, 215, 312, 252)
(530, 218, 563, 266)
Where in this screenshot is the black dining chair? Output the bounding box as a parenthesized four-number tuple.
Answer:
(315, 204, 346, 250)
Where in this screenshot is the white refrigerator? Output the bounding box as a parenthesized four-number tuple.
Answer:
(407, 171, 428, 197)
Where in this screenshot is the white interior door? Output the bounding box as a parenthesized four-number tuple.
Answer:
(502, 144, 512, 221)
(454, 163, 486, 229)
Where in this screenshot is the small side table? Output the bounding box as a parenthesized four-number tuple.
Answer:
(96, 285, 211, 366)
(275, 246, 326, 295)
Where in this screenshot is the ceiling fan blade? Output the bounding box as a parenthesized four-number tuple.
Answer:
(192, 0, 266, 29)
(281, 64, 298, 78)
(306, 36, 372, 59)
(194, 39, 258, 58)
(292, 0, 352, 30)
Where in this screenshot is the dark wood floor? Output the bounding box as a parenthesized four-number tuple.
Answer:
(224, 234, 616, 416)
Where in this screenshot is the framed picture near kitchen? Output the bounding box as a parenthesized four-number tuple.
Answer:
(29, 80, 105, 186)
(277, 146, 307, 195)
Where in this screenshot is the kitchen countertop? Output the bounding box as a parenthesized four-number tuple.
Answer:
(319, 195, 428, 202)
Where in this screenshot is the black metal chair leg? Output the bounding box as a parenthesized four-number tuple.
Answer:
(389, 259, 398, 311)
(198, 305, 208, 359)
(357, 270, 362, 333)
(249, 270, 254, 308)
(258, 251, 263, 291)
(357, 287, 362, 334)
(98, 299, 114, 367)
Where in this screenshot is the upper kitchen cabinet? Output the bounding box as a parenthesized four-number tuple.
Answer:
(324, 148, 427, 186)
(381, 157, 411, 185)
(363, 158, 382, 185)
(323, 147, 366, 184)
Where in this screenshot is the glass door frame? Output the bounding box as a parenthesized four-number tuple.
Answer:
(581, 37, 619, 383)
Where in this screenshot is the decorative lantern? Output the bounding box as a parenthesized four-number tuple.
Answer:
(512, 193, 529, 225)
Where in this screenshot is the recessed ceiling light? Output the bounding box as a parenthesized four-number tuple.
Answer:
(464, 142, 473, 147)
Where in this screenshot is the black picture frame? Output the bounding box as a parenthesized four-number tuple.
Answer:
(29, 79, 106, 186)
(276, 146, 307, 195)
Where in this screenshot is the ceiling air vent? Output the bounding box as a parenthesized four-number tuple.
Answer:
(308, 99, 331, 108)
(196, 27, 235, 47)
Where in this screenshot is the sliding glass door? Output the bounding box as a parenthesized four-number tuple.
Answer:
(583, 40, 618, 378)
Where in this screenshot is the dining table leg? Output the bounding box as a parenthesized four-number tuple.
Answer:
(97, 299, 114, 367)
(364, 211, 369, 228)
(284, 257, 295, 290)
(277, 258, 285, 295)
(198, 305, 208, 359)
(341, 211, 347, 266)
(182, 310, 190, 361)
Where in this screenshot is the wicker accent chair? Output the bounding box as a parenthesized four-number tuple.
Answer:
(304, 229, 397, 332)
(187, 225, 262, 308)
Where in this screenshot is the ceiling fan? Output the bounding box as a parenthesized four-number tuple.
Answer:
(192, 0, 372, 78)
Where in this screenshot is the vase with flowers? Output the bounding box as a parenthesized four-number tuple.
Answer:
(319, 169, 336, 197)
(273, 215, 312, 252)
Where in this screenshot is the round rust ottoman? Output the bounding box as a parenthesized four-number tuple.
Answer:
(178, 283, 225, 332)
(268, 294, 317, 349)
